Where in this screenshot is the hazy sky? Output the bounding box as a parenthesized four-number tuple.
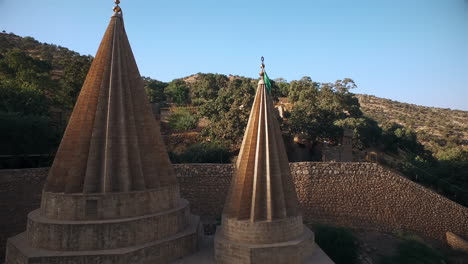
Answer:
(1, 0, 467, 110)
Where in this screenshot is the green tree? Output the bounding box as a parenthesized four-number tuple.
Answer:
(334, 117, 381, 149)
(273, 77, 290, 97)
(0, 112, 61, 155)
(170, 141, 231, 164)
(165, 79, 190, 105)
(143, 77, 168, 103)
(190, 73, 228, 101)
(200, 77, 255, 145)
(0, 50, 53, 115)
(288, 78, 363, 145)
(288, 76, 318, 103)
(56, 55, 92, 110)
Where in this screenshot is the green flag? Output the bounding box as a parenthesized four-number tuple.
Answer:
(264, 72, 272, 94)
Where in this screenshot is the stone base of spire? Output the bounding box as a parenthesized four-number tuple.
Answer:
(214, 217, 334, 264)
(5, 196, 202, 264)
(214, 226, 313, 264)
(6, 216, 200, 264)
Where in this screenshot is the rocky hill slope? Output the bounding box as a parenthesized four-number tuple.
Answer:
(356, 94, 468, 155)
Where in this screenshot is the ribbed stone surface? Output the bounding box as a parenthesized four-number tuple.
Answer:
(223, 79, 299, 221)
(4, 9, 201, 263)
(44, 12, 177, 195)
(215, 76, 322, 263)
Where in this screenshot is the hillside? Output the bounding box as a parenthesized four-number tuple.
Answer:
(2, 32, 466, 154)
(0, 31, 93, 74)
(356, 94, 468, 156)
(0, 31, 93, 114)
(0, 32, 93, 157)
(1, 33, 467, 207)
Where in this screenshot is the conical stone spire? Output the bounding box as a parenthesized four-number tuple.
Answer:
(45, 7, 177, 194)
(215, 59, 333, 264)
(223, 61, 300, 221)
(5, 4, 201, 263)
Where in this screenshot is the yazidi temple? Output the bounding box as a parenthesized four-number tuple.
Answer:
(4, 1, 334, 264)
(5, 1, 201, 263)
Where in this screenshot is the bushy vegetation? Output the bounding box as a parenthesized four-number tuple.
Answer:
(0, 112, 61, 155)
(0, 32, 92, 113)
(313, 225, 359, 264)
(287, 77, 380, 149)
(170, 141, 231, 163)
(198, 76, 256, 145)
(143, 77, 167, 104)
(381, 232, 447, 264)
(0, 33, 90, 163)
(167, 108, 199, 131)
(396, 148, 468, 206)
(357, 94, 467, 154)
(357, 94, 468, 205)
(164, 79, 190, 105)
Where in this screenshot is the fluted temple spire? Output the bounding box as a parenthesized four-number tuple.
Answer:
(223, 57, 300, 222)
(6, 4, 203, 263)
(44, 2, 177, 193)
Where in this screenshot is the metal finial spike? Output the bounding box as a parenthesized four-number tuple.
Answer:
(259, 56, 265, 76)
(113, 0, 122, 13)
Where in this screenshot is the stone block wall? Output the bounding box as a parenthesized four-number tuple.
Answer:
(289, 162, 468, 242)
(175, 164, 233, 218)
(1, 162, 468, 260)
(0, 168, 47, 261)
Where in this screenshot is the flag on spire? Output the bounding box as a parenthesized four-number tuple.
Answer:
(264, 71, 272, 94)
(260, 56, 272, 94)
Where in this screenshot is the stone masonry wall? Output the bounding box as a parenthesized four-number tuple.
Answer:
(1, 163, 468, 260)
(289, 163, 468, 242)
(0, 167, 47, 261)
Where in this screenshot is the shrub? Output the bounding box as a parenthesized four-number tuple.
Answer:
(164, 79, 189, 105)
(313, 225, 359, 264)
(191, 98, 207, 106)
(170, 141, 231, 163)
(381, 234, 447, 264)
(0, 111, 61, 155)
(168, 108, 199, 131)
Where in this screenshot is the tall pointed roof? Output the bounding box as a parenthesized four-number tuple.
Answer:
(223, 59, 300, 221)
(45, 7, 177, 194)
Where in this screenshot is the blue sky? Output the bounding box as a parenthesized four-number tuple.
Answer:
(1, 0, 467, 110)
